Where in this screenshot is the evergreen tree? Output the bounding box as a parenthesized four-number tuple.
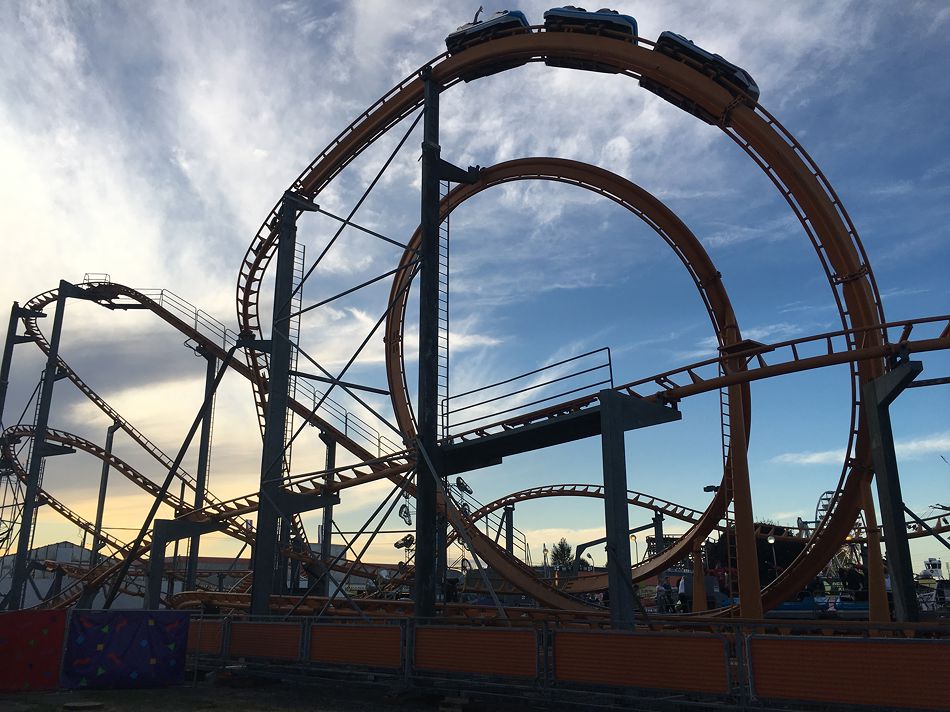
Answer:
(550, 537, 573, 567)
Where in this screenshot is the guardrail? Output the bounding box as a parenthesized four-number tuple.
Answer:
(130, 287, 400, 457)
(441, 347, 612, 438)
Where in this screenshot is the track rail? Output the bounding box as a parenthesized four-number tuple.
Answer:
(15, 282, 593, 611)
(11, 30, 944, 616)
(453, 484, 707, 547)
(234, 31, 893, 612)
(13, 279, 946, 611)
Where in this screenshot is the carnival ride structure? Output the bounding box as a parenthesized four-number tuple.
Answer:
(0, 21, 948, 627)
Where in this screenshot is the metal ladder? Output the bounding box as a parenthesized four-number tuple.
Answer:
(23, 372, 51, 556)
(719, 367, 739, 598)
(438, 180, 451, 438)
(283, 243, 310, 579)
(283, 242, 305, 471)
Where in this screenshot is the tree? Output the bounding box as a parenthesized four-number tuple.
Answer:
(550, 537, 573, 568)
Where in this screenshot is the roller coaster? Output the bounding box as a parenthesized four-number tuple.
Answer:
(1, 20, 948, 632)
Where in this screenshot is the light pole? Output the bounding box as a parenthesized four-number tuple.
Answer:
(543, 543, 550, 578)
(630, 533, 638, 563)
(767, 534, 778, 581)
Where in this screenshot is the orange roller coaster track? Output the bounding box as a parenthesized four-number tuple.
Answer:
(4, 28, 948, 620)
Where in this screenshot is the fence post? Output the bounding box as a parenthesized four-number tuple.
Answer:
(222, 615, 233, 663)
(541, 623, 550, 689)
(58, 607, 75, 687)
(299, 617, 310, 663)
(737, 624, 754, 703)
(403, 618, 414, 686)
(191, 612, 202, 685)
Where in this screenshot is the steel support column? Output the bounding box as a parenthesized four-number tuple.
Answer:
(250, 192, 316, 616)
(148, 519, 225, 609)
(692, 540, 707, 613)
(861, 480, 889, 623)
(599, 389, 681, 628)
(0, 302, 32, 423)
(415, 67, 442, 618)
(277, 519, 291, 593)
(6, 281, 81, 610)
(653, 513, 665, 554)
(863, 357, 923, 622)
(318, 430, 336, 598)
(414, 67, 479, 616)
(574, 522, 652, 574)
(504, 504, 514, 555)
(600, 390, 634, 628)
(147, 528, 169, 610)
(725, 382, 763, 618)
(185, 348, 216, 591)
(91, 421, 121, 568)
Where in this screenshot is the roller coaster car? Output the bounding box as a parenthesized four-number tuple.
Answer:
(445, 9, 531, 82)
(639, 31, 760, 126)
(543, 6, 638, 74)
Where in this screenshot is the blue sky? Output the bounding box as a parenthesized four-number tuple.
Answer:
(0, 1, 947, 571)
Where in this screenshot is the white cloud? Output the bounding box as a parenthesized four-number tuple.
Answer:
(702, 215, 800, 249)
(2, 1, 945, 565)
(770, 448, 843, 466)
(771, 431, 950, 466)
(869, 181, 914, 197)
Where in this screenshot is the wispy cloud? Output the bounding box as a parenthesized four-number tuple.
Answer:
(771, 431, 950, 466)
(779, 301, 837, 315)
(673, 320, 818, 362)
(868, 180, 914, 197)
(879, 286, 930, 301)
(2, 1, 947, 562)
(701, 215, 800, 249)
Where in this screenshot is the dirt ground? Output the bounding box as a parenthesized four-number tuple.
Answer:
(3, 684, 428, 712)
(0, 674, 565, 712)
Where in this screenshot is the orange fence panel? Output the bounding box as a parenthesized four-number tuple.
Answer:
(187, 618, 224, 655)
(309, 625, 402, 669)
(750, 636, 950, 710)
(554, 630, 730, 694)
(229, 621, 302, 661)
(415, 626, 537, 679)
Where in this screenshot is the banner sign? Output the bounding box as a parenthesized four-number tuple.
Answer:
(61, 610, 189, 689)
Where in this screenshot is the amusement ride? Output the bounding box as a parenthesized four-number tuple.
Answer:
(1, 10, 948, 632)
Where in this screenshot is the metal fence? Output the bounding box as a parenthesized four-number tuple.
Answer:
(185, 613, 950, 711)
